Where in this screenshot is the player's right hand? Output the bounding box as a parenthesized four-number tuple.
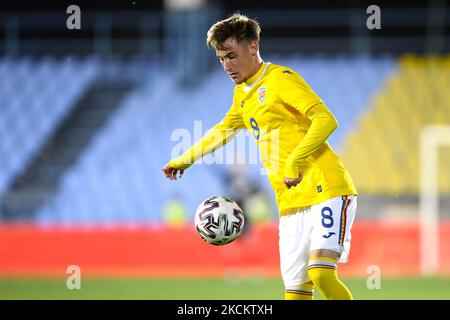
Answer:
(162, 164, 184, 180)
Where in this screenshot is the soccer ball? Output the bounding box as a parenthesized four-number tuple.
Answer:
(194, 196, 245, 245)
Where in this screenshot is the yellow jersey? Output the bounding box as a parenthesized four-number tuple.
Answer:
(169, 62, 357, 215)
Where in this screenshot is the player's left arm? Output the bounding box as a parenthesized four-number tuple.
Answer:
(277, 70, 338, 188)
(284, 103, 337, 182)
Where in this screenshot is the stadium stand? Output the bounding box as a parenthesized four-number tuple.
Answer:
(340, 55, 450, 196)
(0, 57, 100, 200)
(26, 55, 395, 224)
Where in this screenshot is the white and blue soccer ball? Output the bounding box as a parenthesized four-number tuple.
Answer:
(194, 196, 245, 245)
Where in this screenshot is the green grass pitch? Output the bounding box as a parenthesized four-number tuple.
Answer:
(1, 277, 450, 300)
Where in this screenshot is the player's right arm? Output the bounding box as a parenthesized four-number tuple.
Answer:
(162, 102, 244, 180)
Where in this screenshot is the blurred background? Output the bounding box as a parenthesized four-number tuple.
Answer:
(0, 0, 449, 299)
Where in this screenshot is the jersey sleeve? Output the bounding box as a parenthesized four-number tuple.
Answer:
(284, 102, 338, 178)
(169, 103, 244, 170)
(277, 69, 324, 115)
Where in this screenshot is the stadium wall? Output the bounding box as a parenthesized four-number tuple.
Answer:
(0, 221, 449, 278)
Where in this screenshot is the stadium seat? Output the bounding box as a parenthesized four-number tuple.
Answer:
(0, 57, 100, 210)
(340, 55, 450, 195)
(33, 55, 396, 224)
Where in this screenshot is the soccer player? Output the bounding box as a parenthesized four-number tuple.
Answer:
(162, 13, 357, 300)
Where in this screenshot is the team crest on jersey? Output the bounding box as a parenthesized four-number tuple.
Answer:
(258, 86, 266, 105)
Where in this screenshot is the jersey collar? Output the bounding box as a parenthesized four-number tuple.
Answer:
(242, 62, 270, 93)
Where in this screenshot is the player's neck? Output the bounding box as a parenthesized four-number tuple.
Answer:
(244, 58, 265, 86)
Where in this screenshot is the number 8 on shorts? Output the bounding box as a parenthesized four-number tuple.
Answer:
(311, 195, 357, 263)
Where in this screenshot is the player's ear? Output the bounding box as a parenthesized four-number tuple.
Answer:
(248, 40, 259, 56)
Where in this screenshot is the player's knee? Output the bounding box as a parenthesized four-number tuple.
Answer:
(307, 257, 338, 287)
(308, 268, 329, 287)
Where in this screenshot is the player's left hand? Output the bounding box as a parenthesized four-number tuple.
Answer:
(284, 173, 303, 189)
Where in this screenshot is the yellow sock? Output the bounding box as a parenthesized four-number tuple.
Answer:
(307, 257, 353, 300)
(285, 281, 314, 300)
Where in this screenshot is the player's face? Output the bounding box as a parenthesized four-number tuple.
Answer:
(216, 37, 258, 84)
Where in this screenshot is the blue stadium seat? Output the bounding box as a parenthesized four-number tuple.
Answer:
(0, 56, 395, 225)
(0, 57, 101, 210)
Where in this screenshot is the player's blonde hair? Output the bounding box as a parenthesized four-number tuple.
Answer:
(206, 13, 261, 50)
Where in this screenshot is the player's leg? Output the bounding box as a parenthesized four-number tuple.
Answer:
(308, 249, 352, 300)
(279, 208, 315, 300)
(307, 195, 357, 300)
(285, 281, 314, 300)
